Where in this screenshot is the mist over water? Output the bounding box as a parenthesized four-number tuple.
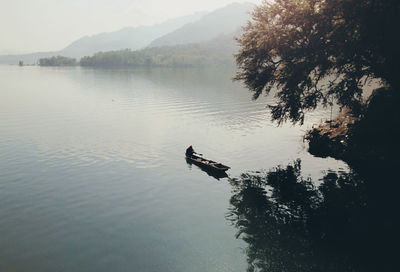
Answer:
(0, 65, 347, 271)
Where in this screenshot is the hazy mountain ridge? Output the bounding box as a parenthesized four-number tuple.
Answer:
(0, 51, 59, 65)
(59, 11, 207, 58)
(0, 11, 207, 64)
(0, 2, 254, 65)
(147, 2, 254, 48)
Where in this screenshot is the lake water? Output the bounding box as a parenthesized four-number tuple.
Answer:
(0, 65, 348, 271)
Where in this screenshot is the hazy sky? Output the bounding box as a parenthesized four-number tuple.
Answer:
(0, 0, 261, 54)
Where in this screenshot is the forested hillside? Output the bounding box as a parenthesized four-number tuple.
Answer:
(80, 32, 239, 68)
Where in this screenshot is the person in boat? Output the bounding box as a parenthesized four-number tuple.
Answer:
(185, 145, 195, 157)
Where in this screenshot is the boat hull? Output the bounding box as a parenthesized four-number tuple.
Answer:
(185, 154, 230, 172)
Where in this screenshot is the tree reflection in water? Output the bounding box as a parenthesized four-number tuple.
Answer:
(227, 160, 395, 272)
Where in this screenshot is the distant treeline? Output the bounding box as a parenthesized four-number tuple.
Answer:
(39, 35, 237, 68)
(81, 44, 235, 68)
(39, 56, 77, 66)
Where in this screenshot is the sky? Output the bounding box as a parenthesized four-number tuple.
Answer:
(0, 0, 261, 54)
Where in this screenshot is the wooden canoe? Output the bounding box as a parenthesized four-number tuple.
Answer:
(186, 154, 230, 172)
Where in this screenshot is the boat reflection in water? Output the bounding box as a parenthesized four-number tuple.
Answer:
(185, 155, 229, 180)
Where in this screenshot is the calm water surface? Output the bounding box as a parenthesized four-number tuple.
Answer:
(0, 65, 347, 271)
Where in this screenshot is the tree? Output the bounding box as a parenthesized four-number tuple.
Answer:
(235, 0, 400, 124)
(39, 56, 77, 66)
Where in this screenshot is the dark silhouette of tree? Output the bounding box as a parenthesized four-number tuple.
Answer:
(235, 0, 400, 124)
(227, 160, 397, 272)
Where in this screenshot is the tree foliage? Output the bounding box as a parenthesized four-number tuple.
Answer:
(235, 0, 400, 124)
(39, 56, 77, 66)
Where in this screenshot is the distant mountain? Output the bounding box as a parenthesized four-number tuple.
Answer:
(0, 12, 207, 64)
(147, 2, 254, 48)
(0, 2, 255, 66)
(0, 51, 59, 65)
(59, 11, 207, 58)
